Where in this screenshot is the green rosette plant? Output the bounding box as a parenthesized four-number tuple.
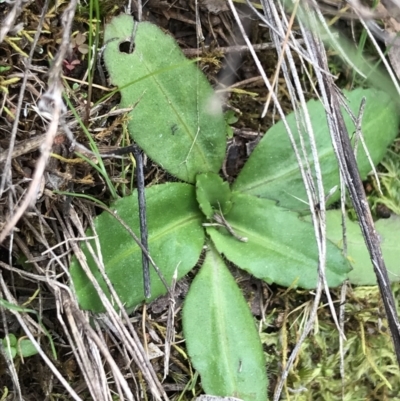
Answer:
(70, 14, 400, 401)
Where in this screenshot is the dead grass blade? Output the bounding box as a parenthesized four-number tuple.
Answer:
(67, 202, 169, 401)
(0, 273, 82, 401)
(304, 0, 400, 366)
(0, 0, 24, 43)
(0, 0, 78, 243)
(228, 0, 400, 399)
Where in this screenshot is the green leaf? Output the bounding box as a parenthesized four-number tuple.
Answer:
(207, 192, 350, 288)
(321, 211, 400, 285)
(0, 298, 36, 314)
(233, 88, 400, 211)
(0, 65, 11, 73)
(2, 333, 17, 348)
(18, 339, 38, 358)
(103, 15, 226, 183)
(224, 110, 238, 125)
(224, 110, 238, 139)
(70, 183, 205, 312)
(226, 126, 234, 139)
(2, 334, 17, 359)
(196, 172, 232, 219)
(183, 244, 268, 401)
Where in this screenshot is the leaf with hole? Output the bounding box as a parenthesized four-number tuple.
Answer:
(70, 183, 205, 312)
(103, 15, 226, 183)
(207, 192, 350, 288)
(183, 244, 268, 401)
(233, 88, 400, 211)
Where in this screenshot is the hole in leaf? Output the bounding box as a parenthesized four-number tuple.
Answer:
(119, 41, 135, 54)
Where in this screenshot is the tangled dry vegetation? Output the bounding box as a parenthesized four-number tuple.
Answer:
(1, 0, 400, 400)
